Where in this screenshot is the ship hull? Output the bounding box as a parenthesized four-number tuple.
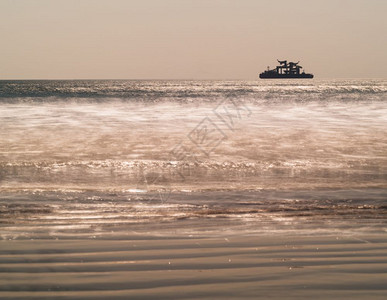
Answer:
(259, 73, 314, 79)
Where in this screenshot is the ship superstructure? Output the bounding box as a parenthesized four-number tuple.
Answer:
(259, 60, 313, 79)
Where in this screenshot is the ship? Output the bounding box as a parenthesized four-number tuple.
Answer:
(259, 60, 313, 79)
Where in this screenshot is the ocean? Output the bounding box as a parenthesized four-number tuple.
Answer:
(1, 79, 386, 239)
(1, 79, 387, 299)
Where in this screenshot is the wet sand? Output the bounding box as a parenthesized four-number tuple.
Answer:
(1, 234, 387, 299)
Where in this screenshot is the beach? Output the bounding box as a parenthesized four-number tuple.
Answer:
(1, 234, 387, 299)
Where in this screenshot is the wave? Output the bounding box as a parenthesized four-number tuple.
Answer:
(1, 188, 386, 239)
(1, 158, 386, 191)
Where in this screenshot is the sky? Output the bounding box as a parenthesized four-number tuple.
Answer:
(0, 0, 386, 79)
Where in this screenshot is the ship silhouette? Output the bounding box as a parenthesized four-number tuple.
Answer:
(259, 60, 314, 79)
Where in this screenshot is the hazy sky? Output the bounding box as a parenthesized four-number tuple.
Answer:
(0, 0, 386, 79)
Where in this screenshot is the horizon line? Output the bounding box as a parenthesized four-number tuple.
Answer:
(0, 77, 385, 81)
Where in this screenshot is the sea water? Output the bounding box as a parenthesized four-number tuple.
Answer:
(0, 79, 386, 238)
